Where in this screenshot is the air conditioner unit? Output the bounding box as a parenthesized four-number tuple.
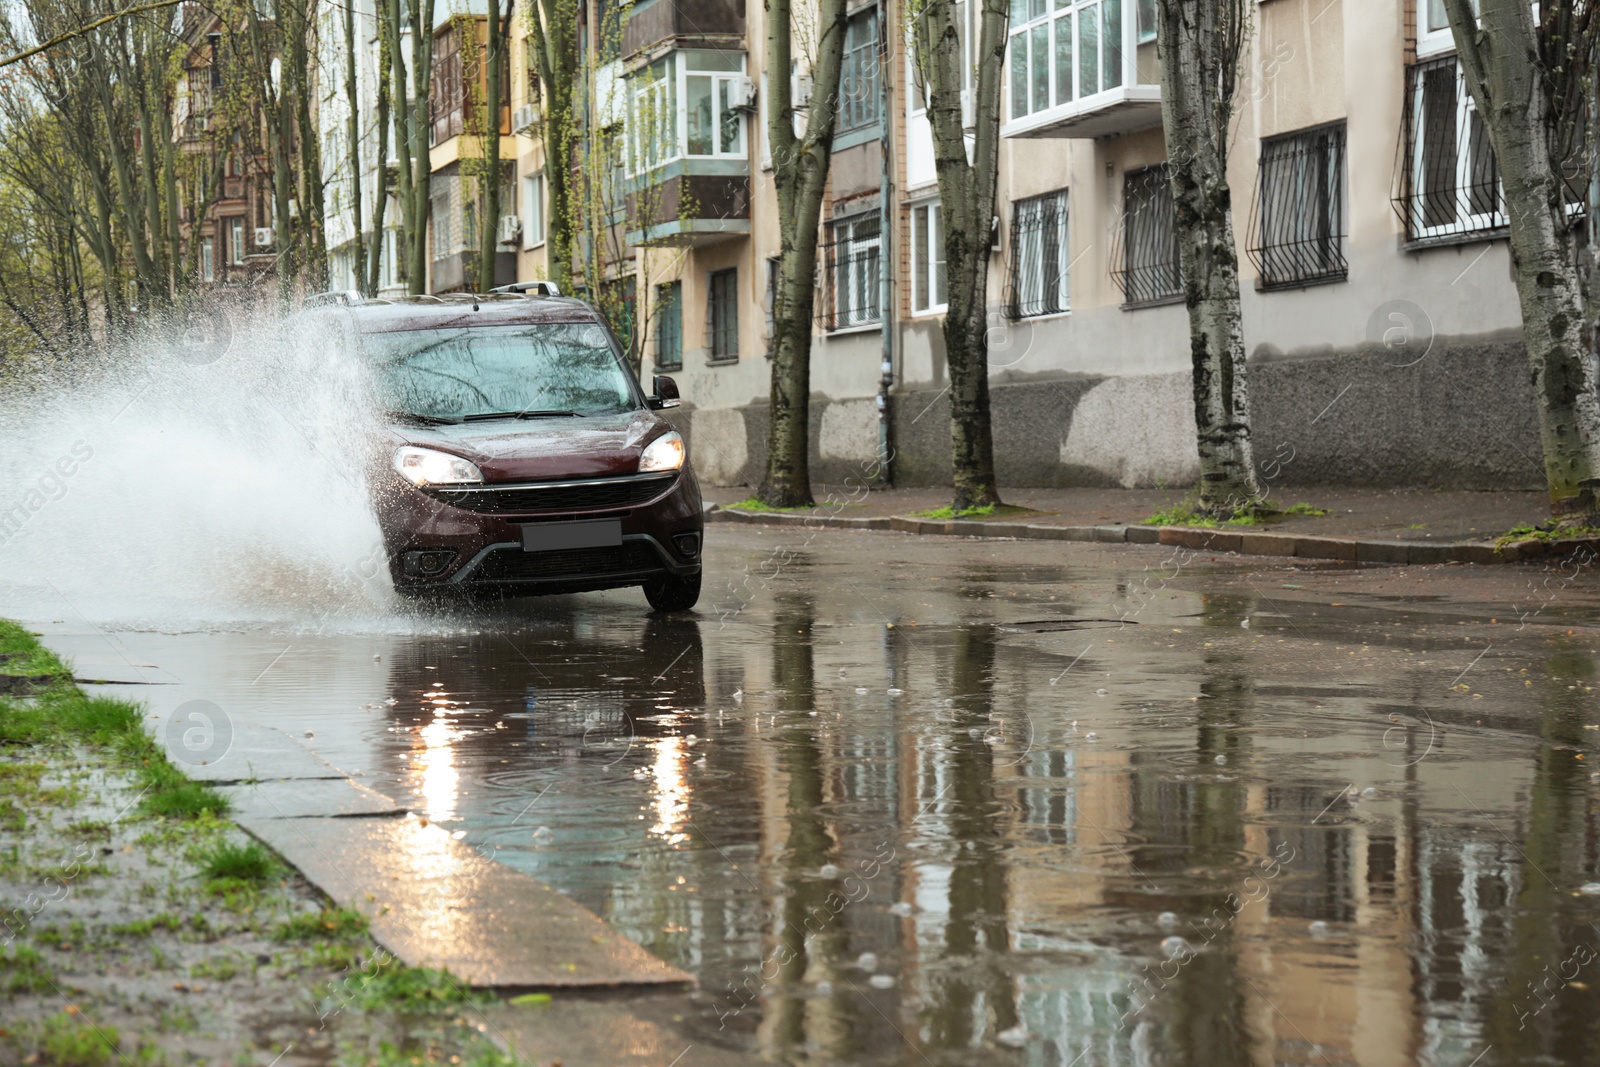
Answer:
(254, 227, 275, 249)
(792, 71, 813, 108)
(512, 103, 537, 133)
(497, 215, 521, 246)
(961, 92, 975, 131)
(728, 75, 757, 112)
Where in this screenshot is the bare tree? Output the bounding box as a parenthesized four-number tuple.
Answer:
(380, 0, 438, 293)
(522, 0, 577, 287)
(1442, 0, 1600, 522)
(1154, 0, 1261, 516)
(911, 0, 1007, 513)
(759, 0, 848, 508)
(476, 0, 513, 290)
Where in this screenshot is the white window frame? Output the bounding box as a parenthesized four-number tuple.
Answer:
(909, 200, 946, 315)
(627, 51, 747, 177)
(522, 171, 545, 249)
(1407, 57, 1503, 241)
(831, 213, 882, 329)
(200, 236, 214, 282)
(1417, 0, 1481, 58)
(229, 217, 245, 265)
(1010, 188, 1070, 318)
(839, 7, 882, 133)
(1007, 0, 1125, 123)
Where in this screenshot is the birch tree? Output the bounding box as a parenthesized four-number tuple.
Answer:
(476, 0, 512, 290)
(1442, 0, 1600, 522)
(380, 0, 437, 294)
(522, 0, 578, 289)
(758, 0, 849, 508)
(1154, 0, 1261, 516)
(911, 0, 1006, 513)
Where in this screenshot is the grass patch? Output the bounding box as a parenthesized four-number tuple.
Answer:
(908, 503, 1037, 521)
(0, 621, 227, 819)
(30, 1012, 121, 1067)
(1495, 521, 1600, 551)
(726, 497, 812, 513)
(276, 907, 369, 942)
(0, 944, 56, 994)
(108, 913, 182, 938)
(341, 964, 485, 1012)
(1141, 499, 1328, 527)
(196, 840, 278, 884)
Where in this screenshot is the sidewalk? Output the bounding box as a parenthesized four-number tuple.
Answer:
(703, 484, 1597, 565)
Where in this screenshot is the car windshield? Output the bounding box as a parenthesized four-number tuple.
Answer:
(365, 323, 636, 420)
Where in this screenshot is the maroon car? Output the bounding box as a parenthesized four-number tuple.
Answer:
(308, 287, 702, 612)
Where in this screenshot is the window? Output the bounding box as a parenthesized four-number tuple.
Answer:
(628, 52, 747, 175)
(910, 202, 946, 313)
(1111, 165, 1182, 305)
(1399, 55, 1504, 241)
(656, 281, 683, 370)
(1418, 0, 1479, 57)
(522, 172, 545, 247)
(1248, 124, 1347, 288)
(840, 8, 881, 132)
(1008, 0, 1125, 121)
(828, 214, 881, 329)
(707, 268, 739, 361)
(1008, 189, 1069, 318)
(1137, 0, 1155, 42)
(229, 217, 245, 265)
(431, 26, 464, 144)
(200, 237, 214, 283)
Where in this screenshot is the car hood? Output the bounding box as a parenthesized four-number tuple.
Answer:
(388, 409, 671, 481)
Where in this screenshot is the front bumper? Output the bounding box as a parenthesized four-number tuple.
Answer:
(377, 467, 704, 596)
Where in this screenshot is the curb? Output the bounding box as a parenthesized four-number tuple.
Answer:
(707, 507, 1600, 567)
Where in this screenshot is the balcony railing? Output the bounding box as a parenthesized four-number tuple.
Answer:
(1001, 0, 1161, 140)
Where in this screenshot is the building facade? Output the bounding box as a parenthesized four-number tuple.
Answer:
(323, 0, 1544, 492)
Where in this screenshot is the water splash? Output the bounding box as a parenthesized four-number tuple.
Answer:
(0, 309, 397, 629)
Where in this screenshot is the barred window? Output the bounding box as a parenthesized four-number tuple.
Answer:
(1397, 55, 1504, 242)
(826, 215, 881, 329)
(655, 281, 682, 371)
(765, 257, 779, 354)
(840, 8, 881, 132)
(1007, 189, 1070, 318)
(1111, 165, 1181, 306)
(1248, 124, 1347, 289)
(707, 268, 739, 361)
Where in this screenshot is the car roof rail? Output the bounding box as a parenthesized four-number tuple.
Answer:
(303, 289, 366, 309)
(489, 280, 562, 297)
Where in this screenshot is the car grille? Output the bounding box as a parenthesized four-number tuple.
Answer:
(430, 474, 677, 514)
(471, 542, 664, 582)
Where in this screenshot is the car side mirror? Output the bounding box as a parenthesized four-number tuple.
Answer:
(650, 375, 681, 410)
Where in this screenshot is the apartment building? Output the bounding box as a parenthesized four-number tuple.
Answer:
(323, 0, 1541, 492)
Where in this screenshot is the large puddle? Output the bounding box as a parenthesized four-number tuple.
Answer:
(12, 527, 1600, 1066)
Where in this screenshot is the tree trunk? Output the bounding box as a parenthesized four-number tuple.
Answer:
(1444, 0, 1600, 521)
(478, 0, 511, 291)
(913, 0, 1006, 513)
(345, 0, 367, 293)
(367, 24, 392, 296)
(525, 0, 577, 288)
(759, 0, 849, 508)
(1155, 0, 1261, 517)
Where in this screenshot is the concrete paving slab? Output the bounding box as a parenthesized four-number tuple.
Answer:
(485, 996, 762, 1067)
(218, 776, 406, 820)
(239, 813, 694, 989)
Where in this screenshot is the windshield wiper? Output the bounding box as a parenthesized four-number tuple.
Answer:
(460, 410, 587, 422)
(392, 411, 464, 425)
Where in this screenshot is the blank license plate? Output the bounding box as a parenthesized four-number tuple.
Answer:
(521, 519, 622, 552)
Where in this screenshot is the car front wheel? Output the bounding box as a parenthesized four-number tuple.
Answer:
(644, 571, 701, 613)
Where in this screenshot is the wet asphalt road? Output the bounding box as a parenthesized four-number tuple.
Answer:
(17, 526, 1600, 1067)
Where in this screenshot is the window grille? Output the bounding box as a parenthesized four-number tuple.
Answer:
(708, 268, 739, 361)
(655, 281, 682, 371)
(1007, 188, 1070, 318)
(1110, 165, 1181, 305)
(840, 8, 881, 132)
(1247, 123, 1347, 288)
(824, 215, 882, 329)
(1394, 55, 1505, 242)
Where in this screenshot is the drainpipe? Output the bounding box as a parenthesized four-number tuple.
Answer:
(875, 0, 895, 488)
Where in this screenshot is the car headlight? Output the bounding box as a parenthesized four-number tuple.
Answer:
(638, 431, 686, 473)
(393, 446, 484, 486)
